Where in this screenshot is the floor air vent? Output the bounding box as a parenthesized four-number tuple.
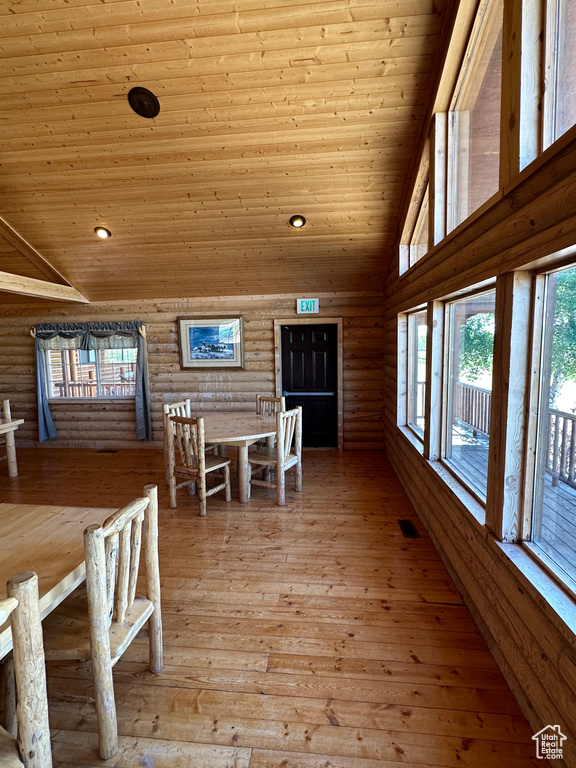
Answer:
(97, 449, 118, 454)
(398, 519, 420, 538)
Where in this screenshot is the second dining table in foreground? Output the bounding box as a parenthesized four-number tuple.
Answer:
(204, 412, 276, 503)
(0, 501, 114, 660)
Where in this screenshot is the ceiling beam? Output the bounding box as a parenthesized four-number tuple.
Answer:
(0, 216, 73, 285)
(0, 270, 88, 303)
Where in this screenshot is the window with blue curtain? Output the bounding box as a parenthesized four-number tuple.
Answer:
(32, 321, 152, 442)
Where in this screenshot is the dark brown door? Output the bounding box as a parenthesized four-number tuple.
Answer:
(280, 324, 338, 447)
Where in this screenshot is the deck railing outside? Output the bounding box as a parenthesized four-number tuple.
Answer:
(454, 384, 576, 490)
(53, 381, 136, 398)
(547, 409, 576, 488)
(454, 381, 491, 437)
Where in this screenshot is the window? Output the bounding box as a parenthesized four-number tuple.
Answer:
(46, 347, 137, 399)
(399, 145, 429, 274)
(529, 264, 576, 590)
(407, 309, 428, 439)
(447, 0, 503, 232)
(544, 0, 576, 148)
(409, 187, 429, 268)
(444, 289, 496, 499)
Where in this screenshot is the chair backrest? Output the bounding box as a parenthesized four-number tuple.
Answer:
(1, 571, 52, 768)
(169, 416, 207, 474)
(256, 395, 285, 416)
(84, 485, 158, 629)
(1, 399, 12, 421)
(276, 407, 302, 463)
(163, 399, 191, 439)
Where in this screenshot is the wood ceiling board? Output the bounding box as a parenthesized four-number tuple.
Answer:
(0, 0, 447, 301)
(0, 13, 442, 66)
(3, 109, 422, 154)
(0, 241, 52, 282)
(0, 0, 441, 37)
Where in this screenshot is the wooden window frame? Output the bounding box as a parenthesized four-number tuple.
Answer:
(406, 308, 428, 443)
(520, 264, 576, 599)
(440, 285, 497, 506)
(446, 0, 504, 234)
(399, 144, 430, 275)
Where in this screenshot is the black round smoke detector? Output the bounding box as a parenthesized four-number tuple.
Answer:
(128, 87, 160, 119)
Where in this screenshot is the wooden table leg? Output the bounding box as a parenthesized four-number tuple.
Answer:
(4, 431, 18, 478)
(0, 655, 16, 736)
(237, 445, 250, 503)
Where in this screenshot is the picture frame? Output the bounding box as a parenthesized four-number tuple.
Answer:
(177, 316, 245, 369)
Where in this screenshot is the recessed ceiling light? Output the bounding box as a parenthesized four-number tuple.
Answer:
(94, 226, 111, 239)
(128, 86, 160, 119)
(289, 215, 306, 228)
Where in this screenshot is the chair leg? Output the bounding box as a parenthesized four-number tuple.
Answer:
(295, 460, 302, 492)
(277, 468, 286, 506)
(164, 447, 170, 487)
(92, 653, 118, 759)
(198, 474, 207, 517)
(169, 475, 177, 509)
(264, 436, 274, 482)
(148, 611, 163, 675)
(224, 464, 232, 502)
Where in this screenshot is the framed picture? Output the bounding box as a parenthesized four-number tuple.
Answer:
(177, 316, 245, 369)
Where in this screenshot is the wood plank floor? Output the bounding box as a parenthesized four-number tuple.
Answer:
(0, 447, 538, 766)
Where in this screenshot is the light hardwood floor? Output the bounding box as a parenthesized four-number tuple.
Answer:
(0, 448, 537, 766)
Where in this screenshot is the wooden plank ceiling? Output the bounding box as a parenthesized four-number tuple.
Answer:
(0, 0, 447, 302)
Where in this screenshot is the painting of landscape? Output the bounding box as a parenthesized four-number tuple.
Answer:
(178, 316, 244, 369)
(189, 323, 235, 360)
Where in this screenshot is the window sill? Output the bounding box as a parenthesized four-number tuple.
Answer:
(397, 425, 486, 527)
(398, 425, 424, 455)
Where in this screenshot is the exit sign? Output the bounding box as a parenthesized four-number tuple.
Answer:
(297, 298, 319, 314)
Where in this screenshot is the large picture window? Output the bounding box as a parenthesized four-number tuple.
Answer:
(407, 309, 427, 439)
(544, 0, 576, 148)
(46, 348, 137, 399)
(444, 289, 496, 499)
(33, 321, 151, 442)
(447, 0, 503, 232)
(529, 264, 576, 591)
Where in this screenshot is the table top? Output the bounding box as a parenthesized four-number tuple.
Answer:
(0, 502, 113, 659)
(203, 412, 276, 444)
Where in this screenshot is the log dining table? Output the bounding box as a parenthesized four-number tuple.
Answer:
(0, 501, 113, 659)
(204, 412, 276, 503)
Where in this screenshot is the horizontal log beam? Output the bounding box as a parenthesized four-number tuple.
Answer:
(0, 270, 88, 303)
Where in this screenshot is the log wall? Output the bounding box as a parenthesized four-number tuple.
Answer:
(0, 292, 384, 451)
(383, 131, 576, 764)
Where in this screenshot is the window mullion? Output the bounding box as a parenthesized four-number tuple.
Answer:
(424, 301, 443, 460)
(430, 114, 447, 246)
(521, 275, 546, 540)
(486, 271, 532, 540)
(95, 351, 102, 397)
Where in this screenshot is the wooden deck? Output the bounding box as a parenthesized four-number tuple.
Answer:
(535, 474, 576, 586)
(447, 424, 576, 585)
(0, 447, 537, 766)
